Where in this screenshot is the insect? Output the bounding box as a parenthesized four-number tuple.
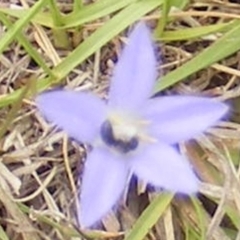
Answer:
(100, 120, 139, 153)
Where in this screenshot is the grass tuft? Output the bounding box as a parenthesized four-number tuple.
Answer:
(0, 0, 240, 239)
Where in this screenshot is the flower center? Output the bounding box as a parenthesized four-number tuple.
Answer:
(100, 120, 139, 153)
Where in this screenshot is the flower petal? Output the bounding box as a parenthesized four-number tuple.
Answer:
(142, 96, 228, 144)
(36, 90, 107, 143)
(131, 143, 199, 194)
(108, 22, 157, 110)
(79, 147, 129, 228)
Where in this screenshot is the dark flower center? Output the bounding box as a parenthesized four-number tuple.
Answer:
(100, 120, 139, 153)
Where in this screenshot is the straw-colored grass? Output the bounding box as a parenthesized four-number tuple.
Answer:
(0, 0, 240, 239)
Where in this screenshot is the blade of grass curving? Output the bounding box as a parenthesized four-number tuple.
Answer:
(154, 20, 240, 92)
(51, 0, 162, 78)
(63, 0, 135, 28)
(0, 0, 162, 108)
(0, 12, 53, 77)
(0, 0, 135, 29)
(0, 0, 48, 55)
(0, 7, 54, 28)
(124, 193, 173, 240)
(158, 21, 237, 41)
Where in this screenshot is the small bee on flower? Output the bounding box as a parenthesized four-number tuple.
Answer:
(36, 22, 228, 228)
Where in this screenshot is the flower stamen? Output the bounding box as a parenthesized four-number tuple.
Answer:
(100, 120, 139, 153)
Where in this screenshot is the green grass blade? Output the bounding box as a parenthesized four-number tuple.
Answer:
(124, 193, 173, 240)
(171, 0, 189, 9)
(0, 0, 48, 54)
(0, 12, 53, 77)
(191, 198, 206, 240)
(0, 225, 10, 240)
(0, 0, 162, 108)
(225, 205, 240, 231)
(0, 7, 54, 28)
(154, 20, 240, 92)
(73, 0, 83, 12)
(155, 0, 171, 36)
(52, 0, 162, 78)
(158, 21, 237, 41)
(63, 0, 135, 28)
(155, 0, 188, 36)
(0, 0, 135, 29)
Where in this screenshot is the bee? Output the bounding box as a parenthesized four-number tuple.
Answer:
(100, 120, 139, 153)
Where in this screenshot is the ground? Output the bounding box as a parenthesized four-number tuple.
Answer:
(0, 0, 240, 239)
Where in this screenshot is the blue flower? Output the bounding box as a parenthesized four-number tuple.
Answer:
(36, 22, 228, 228)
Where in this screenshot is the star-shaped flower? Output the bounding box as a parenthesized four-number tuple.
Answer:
(36, 22, 228, 228)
